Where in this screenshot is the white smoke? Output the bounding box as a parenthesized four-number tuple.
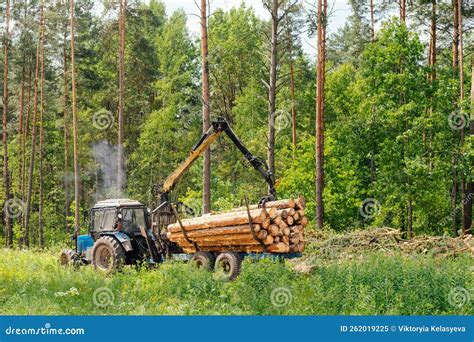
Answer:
(92, 141, 126, 199)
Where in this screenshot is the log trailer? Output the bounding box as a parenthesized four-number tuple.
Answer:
(60, 118, 302, 280)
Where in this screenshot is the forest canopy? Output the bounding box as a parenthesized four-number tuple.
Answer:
(0, 0, 472, 247)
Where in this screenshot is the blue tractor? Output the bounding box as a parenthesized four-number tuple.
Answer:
(60, 118, 277, 276)
(60, 199, 165, 271)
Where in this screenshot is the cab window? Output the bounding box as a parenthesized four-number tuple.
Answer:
(92, 209, 104, 231)
(121, 208, 147, 233)
(102, 209, 116, 231)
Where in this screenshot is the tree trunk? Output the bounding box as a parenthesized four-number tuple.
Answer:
(24, 3, 45, 247)
(465, 59, 473, 234)
(267, 0, 278, 181)
(457, 0, 468, 235)
(288, 32, 297, 154)
(117, 0, 127, 195)
(2, 0, 12, 247)
(18, 67, 25, 225)
(63, 17, 70, 232)
(370, 0, 375, 41)
(452, 0, 459, 69)
(201, 0, 211, 214)
(429, 0, 437, 81)
(70, 0, 81, 238)
(400, 0, 406, 23)
(315, 0, 327, 229)
(39, 29, 45, 248)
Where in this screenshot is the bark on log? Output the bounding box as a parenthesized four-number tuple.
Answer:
(167, 208, 268, 232)
(167, 224, 260, 239)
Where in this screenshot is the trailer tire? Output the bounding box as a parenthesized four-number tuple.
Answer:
(191, 251, 215, 271)
(215, 252, 242, 281)
(91, 236, 126, 273)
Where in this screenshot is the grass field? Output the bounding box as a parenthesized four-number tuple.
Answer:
(0, 247, 472, 315)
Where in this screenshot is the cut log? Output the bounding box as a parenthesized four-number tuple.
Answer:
(257, 229, 268, 240)
(278, 220, 288, 229)
(299, 216, 308, 226)
(273, 236, 280, 243)
(283, 227, 290, 236)
(262, 218, 271, 229)
(167, 224, 259, 239)
(282, 236, 290, 245)
(172, 233, 259, 243)
(295, 196, 306, 210)
(263, 235, 274, 245)
(293, 212, 300, 221)
(280, 209, 288, 219)
(268, 207, 278, 219)
(273, 216, 283, 225)
(286, 216, 294, 225)
(297, 209, 305, 217)
(167, 208, 269, 233)
(225, 199, 296, 212)
(268, 224, 280, 236)
(176, 239, 261, 247)
(290, 235, 300, 244)
(181, 242, 289, 254)
(288, 208, 296, 216)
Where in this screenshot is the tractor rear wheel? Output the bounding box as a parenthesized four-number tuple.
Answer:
(191, 251, 215, 271)
(215, 252, 242, 281)
(91, 236, 126, 273)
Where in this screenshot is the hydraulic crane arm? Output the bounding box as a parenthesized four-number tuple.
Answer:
(160, 117, 276, 203)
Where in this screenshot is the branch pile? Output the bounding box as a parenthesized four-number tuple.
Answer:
(166, 197, 307, 254)
(303, 227, 473, 261)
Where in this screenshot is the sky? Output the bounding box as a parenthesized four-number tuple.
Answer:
(160, 0, 353, 57)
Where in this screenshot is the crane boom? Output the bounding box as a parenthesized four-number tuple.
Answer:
(160, 118, 275, 203)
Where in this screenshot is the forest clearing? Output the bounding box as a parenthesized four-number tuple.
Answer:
(0, 0, 473, 318)
(0, 228, 472, 315)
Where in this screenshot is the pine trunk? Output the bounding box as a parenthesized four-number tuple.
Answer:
(24, 3, 45, 247)
(315, 0, 327, 229)
(2, 0, 12, 247)
(63, 20, 70, 232)
(117, 0, 127, 195)
(267, 0, 278, 181)
(289, 34, 297, 153)
(70, 0, 81, 237)
(38, 25, 46, 247)
(201, 0, 211, 214)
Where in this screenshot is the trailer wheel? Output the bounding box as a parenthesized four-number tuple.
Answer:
(215, 252, 242, 281)
(191, 251, 215, 271)
(91, 236, 126, 273)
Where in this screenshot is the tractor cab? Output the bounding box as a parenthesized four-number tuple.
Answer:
(89, 199, 150, 238)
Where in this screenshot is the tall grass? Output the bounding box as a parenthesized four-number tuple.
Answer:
(0, 249, 471, 315)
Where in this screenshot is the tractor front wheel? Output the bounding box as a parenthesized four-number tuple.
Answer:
(91, 236, 126, 273)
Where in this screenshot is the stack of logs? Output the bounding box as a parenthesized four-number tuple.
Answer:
(166, 197, 307, 254)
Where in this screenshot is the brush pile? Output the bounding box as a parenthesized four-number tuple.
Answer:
(166, 197, 308, 254)
(302, 227, 473, 261)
